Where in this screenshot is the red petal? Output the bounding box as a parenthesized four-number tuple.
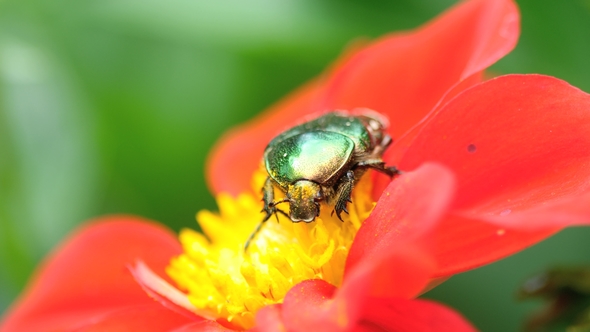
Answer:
(253, 305, 286, 332)
(207, 0, 519, 196)
(430, 215, 557, 276)
(357, 298, 476, 332)
(346, 163, 455, 294)
(69, 304, 199, 332)
(170, 320, 235, 332)
(281, 279, 367, 332)
(343, 248, 435, 301)
(320, 0, 519, 139)
(399, 74, 590, 275)
(0, 216, 197, 331)
(280, 280, 342, 331)
(276, 277, 475, 332)
(484, 192, 590, 229)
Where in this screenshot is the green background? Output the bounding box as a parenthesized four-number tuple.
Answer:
(1, 0, 590, 330)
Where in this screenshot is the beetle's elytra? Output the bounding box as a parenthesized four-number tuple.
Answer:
(245, 109, 400, 250)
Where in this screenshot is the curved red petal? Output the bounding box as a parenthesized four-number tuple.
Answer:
(207, 0, 519, 196)
(380, 71, 483, 177)
(343, 248, 435, 301)
(320, 0, 519, 139)
(463, 189, 590, 230)
(277, 254, 434, 331)
(401, 74, 590, 214)
(431, 215, 558, 276)
(346, 163, 455, 284)
(280, 277, 390, 332)
(69, 303, 198, 332)
(170, 320, 235, 332)
(278, 276, 475, 332)
(357, 298, 476, 332)
(399, 74, 590, 275)
(280, 279, 347, 331)
(0, 216, 196, 331)
(253, 305, 286, 332)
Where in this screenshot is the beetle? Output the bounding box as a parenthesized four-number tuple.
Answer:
(245, 109, 400, 250)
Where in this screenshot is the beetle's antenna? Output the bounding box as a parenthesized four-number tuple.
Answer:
(273, 199, 289, 206)
(244, 220, 264, 251)
(271, 199, 289, 223)
(245, 211, 272, 251)
(245, 203, 289, 252)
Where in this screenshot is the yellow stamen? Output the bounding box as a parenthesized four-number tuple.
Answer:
(166, 169, 376, 329)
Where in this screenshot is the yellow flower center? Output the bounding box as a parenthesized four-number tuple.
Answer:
(166, 169, 376, 329)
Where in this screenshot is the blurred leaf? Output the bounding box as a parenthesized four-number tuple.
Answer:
(492, 0, 590, 91)
(0, 18, 100, 303)
(79, 0, 454, 61)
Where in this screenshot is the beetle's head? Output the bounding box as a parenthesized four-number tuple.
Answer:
(287, 180, 322, 222)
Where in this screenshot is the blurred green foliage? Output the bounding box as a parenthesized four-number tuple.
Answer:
(1, 0, 589, 330)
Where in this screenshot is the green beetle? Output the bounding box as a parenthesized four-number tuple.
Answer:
(246, 109, 400, 249)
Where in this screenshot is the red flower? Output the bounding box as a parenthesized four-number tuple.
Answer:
(4, 0, 590, 330)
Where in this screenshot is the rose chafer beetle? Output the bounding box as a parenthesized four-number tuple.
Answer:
(245, 109, 400, 249)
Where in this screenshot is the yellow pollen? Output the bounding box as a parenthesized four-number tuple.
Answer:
(166, 169, 376, 330)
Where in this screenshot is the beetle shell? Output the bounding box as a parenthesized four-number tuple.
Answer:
(266, 112, 373, 154)
(265, 131, 354, 187)
(263, 112, 378, 188)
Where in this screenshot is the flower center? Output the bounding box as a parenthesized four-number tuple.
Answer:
(166, 169, 375, 329)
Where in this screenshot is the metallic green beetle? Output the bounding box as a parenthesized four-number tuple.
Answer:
(246, 110, 400, 249)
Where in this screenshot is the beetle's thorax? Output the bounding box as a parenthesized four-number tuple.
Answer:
(287, 180, 322, 222)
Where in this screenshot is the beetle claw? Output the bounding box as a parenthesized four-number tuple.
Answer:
(332, 204, 349, 222)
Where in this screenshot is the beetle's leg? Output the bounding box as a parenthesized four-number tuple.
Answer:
(332, 170, 355, 222)
(245, 177, 275, 251)
(244, 213, 272, 251)
(245, 177, 289, 251)
(262, 176, 275, 219)
(355, 159, 401, 178)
